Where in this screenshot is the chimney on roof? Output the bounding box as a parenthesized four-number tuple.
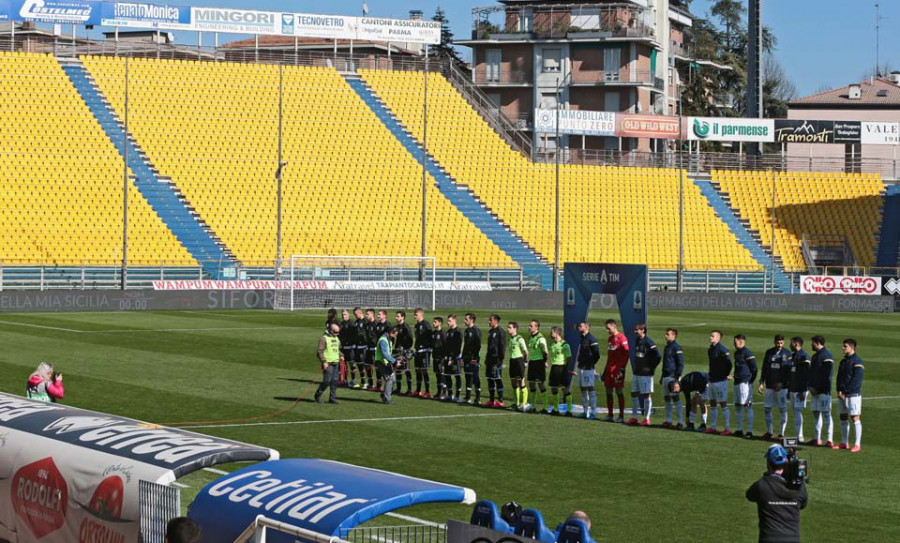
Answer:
(848, 84, 862, 100)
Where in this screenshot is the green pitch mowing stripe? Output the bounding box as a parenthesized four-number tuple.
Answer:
(1, 309, 898, 542)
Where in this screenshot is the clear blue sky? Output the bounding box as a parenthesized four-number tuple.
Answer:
(101, 0, 899, 97)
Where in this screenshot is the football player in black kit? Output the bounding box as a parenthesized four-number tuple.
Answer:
(462, 313, 483, 405)
(413, 308, 433, 398)
(352, 307, 367, 389)
(394, 310, 414, 395)
(444, 315, 464, 402)
(431, 317, 447, 400)
(483, 314, 507, 408)
(338, 309, 356, 387)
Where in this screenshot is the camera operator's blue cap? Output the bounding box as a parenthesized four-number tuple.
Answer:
(766, 444, 788, 466)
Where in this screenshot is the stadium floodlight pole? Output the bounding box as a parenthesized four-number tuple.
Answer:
(420, 49, 429, 281)
(554, 71, 572, 291)
(275, 64, 285, 279)
(120, 57, 130, 290)
(677, 82, 685, 292)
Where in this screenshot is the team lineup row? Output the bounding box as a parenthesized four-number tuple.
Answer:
(314, 308, 865, 452)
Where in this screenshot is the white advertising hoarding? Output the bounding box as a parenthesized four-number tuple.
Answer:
(534, 109, 616, 136)
(355, 16, 441, 44)
(799, 275, 882, 295)
(687, 117, 774, 142)
(860, 122, 900, 145)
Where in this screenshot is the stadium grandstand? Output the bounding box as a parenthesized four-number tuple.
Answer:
(0, 46, 896, 291)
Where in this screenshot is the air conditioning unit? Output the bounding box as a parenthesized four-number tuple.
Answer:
(889, 71, 900, 86)
(848, 84, 862, 99)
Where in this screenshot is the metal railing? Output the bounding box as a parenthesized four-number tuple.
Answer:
(571, 69, 662, 89)
(472, 69, 530, 85)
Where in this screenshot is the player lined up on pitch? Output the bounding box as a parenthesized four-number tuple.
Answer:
(317, 309, 866, 452)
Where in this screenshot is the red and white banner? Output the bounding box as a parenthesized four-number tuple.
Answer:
(152, 280, 493, 291)
(799, 275, 882, 295)
(616, 114, 681, 139)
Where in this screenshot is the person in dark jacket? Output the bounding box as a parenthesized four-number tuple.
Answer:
(808, 335, 835, 447)
(462, 313, 483, 405)
(339, 309, 356, 387)
(413, 308, 433, 398)
(444, 315, 464, 401)
(706, 330, 733, 435)
(788, 337, 811, 442)
(432, 317, 448, 400)
(834, 338, 865, 452)
(627, 323, 660, 426)
(352, 307, 367, 389)
(660, 328, 685, 428)
(394, 310, 414, 395)
(576, 322, 602, 419)
(759, 335, 791, 440)
(733, 334, 758, 438)
(746, 444, 808, 543)
(483, 314, 506, 407)
(671, 371, 709, 431)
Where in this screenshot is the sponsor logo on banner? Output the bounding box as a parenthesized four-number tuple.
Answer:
(100, 2, 191, 29)
(152, 279, 493, 291)
(883, 277, 900, 296)
(773, 120, 861, 144)
(191, 6, 278, 34)
(616, 114, 680, 139)
(18, 0, 100, 24)
(800, 275, 882, 295)
(688, 117, 774, 142)
(290, 12, 354, 39)
(0, 0, 10, 21)
(357, 16, 441, 44)
(534, 108, 615, 136)
(281, 13, 293, 34)
(12, 457, 69, 539)
(861, 121, 900, 145)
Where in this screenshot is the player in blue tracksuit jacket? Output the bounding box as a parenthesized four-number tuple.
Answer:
(788, 337, 812, 442)
(732, 334, 757, 437)
(660, 328, 685, 428)
(672, 371, 709, 431)
(706, 331, 733, 434)
(759, 335, 791, 439)
(834, 338, 865, 452)
(808, 335, 835, 446)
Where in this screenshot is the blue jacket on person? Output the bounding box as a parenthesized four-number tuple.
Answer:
(836, 353, 864, 396)
(733, 346, 757, 384)
(662, 340, 684, 379)
(809, 347, 834, 394)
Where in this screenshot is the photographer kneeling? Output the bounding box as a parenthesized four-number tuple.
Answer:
(746, 444, 808, 543)
(26, 362, 64, 403)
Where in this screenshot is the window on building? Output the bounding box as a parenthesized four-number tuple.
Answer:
(543, 48, 561, 72)
(603, 47, 621, 80)
(486, 49, 501, 81)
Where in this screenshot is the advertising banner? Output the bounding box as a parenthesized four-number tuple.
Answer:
(616, 114, 681, 139)
(0, 1, 10, 21)
(282, 12, 355, 39)
(355, 16, 441, 44)
(534, 109, 616, 136)
(14, 0, 101, 24)
(799, 275, 882, 295)
(773, 120, 861, 144)
(99, 1, 190, 29)
(883, 276, 900, 296)
(190, 6, 279, 34)
(190, 459, 475, 543)
(861, 121, 900, 145)
(151, 280, 492, 291)
(687, 117, 774, 142)
(0, 393, 278, 543)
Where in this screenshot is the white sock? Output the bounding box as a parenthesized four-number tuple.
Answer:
(644, 397, 652, 420)
(841, 420, 850, 445)
(854, 420, 862, 447)
(814, 412, 823, 441)
(665, 400, 673, 423)
(794, 407, 804, 439)
(736, 405, 744, 431)
(765, 408, 773, 434)
(723, 405, 730, 431)
(589, 391, 597, 414)
(631, 397, 640, 418)
(779, 410, 788, 436)
(825, 412, 833, 442)
(701, 411, 708, 424)
(676, 401, 684, 424)
(747, 405, 754, 433)
(710, 405, 718, 429)
(582, 390, 589, 413)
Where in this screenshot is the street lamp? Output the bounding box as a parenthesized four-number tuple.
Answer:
(554, 71, 573, 291)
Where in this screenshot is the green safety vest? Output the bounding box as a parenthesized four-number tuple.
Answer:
(375, 335, 394, 364)
(528, 333, 548, 361)
(322, 334, 341, 363)
(508, 335, 526, 359)
(26, 389, 51, 402)
(550, 340, 571, 366)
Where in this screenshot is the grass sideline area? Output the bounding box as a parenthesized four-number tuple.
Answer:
(1, 308, 898, 542)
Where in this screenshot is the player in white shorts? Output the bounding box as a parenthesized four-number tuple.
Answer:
(758, 335, 791, 440)
(807, 335, 834, 447)
(834, 339, 865, 452)
(788, 337, 811, 442)
(706, 330, 733, 435)
(731, 334, 758, 437)
(627, 323, 661, 426)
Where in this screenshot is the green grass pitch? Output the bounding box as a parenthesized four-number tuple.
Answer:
(1, 308, 898, 542)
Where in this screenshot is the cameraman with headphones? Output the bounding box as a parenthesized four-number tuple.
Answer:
(746, 444, 808, 543)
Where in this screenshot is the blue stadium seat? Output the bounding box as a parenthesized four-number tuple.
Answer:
(514, 509, 557, 542)
(555, 519, 595, 543)
(470, 500, 511, 532)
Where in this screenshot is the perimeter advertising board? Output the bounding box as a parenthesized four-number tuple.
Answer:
(0, 393, 278, 543)
(799, 275, 882, 295)
(687, 117, 774, 142)
(534, 109, 615, 136)
(99, 2, 190, 30)
(356, 16, 441, 44)
(281, 12, 354, 39)
(616, 114, 681, 139)
(861, 122, 900, 145)
(0, 1, 10, 21)
(773, 120, 861, 144)
(13, 0, 100, 24)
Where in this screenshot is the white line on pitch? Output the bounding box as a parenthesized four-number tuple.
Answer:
(80, 326, 296, 333)
(180, 412, 515, 430)
(0, 320, 83, 332)
(202, 467, 229, 475)
(384, 512, 446, 528)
